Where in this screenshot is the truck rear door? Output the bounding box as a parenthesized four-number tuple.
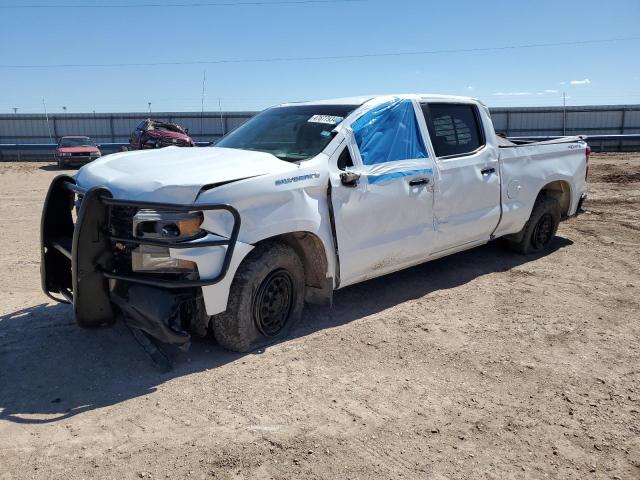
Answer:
(419, 102, 501, 253)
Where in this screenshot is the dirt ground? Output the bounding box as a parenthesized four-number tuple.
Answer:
(0, 154, 638, 480)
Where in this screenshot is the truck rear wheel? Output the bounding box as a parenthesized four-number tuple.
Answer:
(210, 242, 305, 352)
(504, 195, 561, 254)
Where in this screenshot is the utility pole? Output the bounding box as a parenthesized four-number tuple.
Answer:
(12, 107, 18, 114)
(148, 102, 152, 114)
(93, 110, 98, 142)
(562, 91, 567, 136)
(218, 97, 225, 137)
(201, 70, 206, 139)
(42, 98, 54, 144)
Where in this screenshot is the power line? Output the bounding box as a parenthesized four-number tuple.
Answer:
(0, 0, 363, 8)
(2, 36, 638, 69)
(6, 93, 637, 110)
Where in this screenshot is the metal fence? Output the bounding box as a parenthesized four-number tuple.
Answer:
(0, 111, 255, 144)
(1, 104, 639, 160)
(490, 105, 640, 152)
(0, 111, 255, 160)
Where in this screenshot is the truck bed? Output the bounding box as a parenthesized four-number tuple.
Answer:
(498, 135, 587, 147)
(494, 136, 588, 238)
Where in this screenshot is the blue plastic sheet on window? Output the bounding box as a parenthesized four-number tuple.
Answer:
(352, 99, 428, 166)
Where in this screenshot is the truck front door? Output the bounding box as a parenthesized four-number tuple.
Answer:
(419, 102, 501, 253)
(329, 99, 436, 288)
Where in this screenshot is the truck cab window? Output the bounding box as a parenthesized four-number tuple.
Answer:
(352, 99, 427, 165)
(337, 146, 354, 170)
(422, 103, 484, 157)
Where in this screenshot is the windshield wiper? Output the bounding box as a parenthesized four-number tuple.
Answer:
(275, 150, 309, 159)
(274, 154, 308, 162)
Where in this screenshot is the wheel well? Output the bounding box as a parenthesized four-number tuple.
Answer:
(253, 232, 332, 305)
(539, 180, 571, 217)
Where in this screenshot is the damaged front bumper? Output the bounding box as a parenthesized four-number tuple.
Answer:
(40, 175, 240, 345)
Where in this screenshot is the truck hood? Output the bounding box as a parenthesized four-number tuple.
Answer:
(75, 146, 294, 203)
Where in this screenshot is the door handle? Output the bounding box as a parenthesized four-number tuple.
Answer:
(481, 167, 496, 175)
(408, 177, 430, 186)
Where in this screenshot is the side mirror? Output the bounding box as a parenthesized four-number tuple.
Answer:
(340, 171, 360, 187)
(185, 128, 189, 134)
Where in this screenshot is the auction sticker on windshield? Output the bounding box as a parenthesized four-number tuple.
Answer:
(308, 115, 344, 125)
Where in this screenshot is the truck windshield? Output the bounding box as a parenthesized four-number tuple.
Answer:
(215, 104, 358, 161)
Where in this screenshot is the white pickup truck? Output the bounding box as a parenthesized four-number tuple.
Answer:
(41, 94, 589, 352)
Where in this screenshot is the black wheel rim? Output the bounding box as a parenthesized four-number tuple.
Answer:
(253, 269, 294, 337)
(532, 213, 554, 249)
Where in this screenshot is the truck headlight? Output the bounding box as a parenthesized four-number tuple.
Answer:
(131, 245, 197, 273)
(130, 210, 203, 273)
(133, 209, 204, 240)
(59, 152, 72, 157)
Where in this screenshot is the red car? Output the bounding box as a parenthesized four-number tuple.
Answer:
(56, 136, 102, 168)
(129, 119, 194, 150)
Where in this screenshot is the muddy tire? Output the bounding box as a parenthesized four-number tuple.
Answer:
(210, 242, 305, 352)
(504, 195, 561, 254)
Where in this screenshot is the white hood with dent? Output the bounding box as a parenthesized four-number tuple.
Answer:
(75, 146, 294, 203)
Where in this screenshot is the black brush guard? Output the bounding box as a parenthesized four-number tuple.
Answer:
(41, 175, 241, 327)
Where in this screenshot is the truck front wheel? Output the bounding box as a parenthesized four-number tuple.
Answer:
(210, 242, 305, 352)
(504, 195, 561, 254)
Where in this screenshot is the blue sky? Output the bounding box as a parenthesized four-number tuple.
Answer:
(1, 0, 639, 113)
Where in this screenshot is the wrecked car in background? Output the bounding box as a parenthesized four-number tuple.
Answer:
(55, 136, 101, 168)
(41, 94, 589, 354)
(128, 119, 194, 150)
